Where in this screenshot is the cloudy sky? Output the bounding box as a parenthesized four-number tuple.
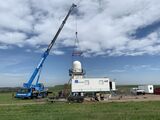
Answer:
(0, 0, 160, 87)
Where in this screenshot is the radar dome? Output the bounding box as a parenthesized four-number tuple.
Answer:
(72, 61, 82, 73)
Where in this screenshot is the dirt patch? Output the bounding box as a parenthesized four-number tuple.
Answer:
(107, 94, 160, 102)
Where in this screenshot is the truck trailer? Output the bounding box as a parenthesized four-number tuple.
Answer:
(72, 78, 116, 92)
(138, 85, 154, 94)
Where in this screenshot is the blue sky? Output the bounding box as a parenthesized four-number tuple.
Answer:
(0, 0, 160, 87)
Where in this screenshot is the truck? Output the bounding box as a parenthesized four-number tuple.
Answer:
(15, 4, 77, 99)
(138, 85, 154, 94)
(130, 88, 145, 95)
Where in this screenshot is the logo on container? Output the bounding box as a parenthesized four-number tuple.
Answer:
(75, 80, 78, 83)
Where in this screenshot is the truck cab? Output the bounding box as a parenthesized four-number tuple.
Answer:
(16, 83, 48, 99)
(16, 88, 32, 99)
(130, 88, 145, 95)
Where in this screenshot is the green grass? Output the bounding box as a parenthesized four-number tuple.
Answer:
(0, 101, 160, 120)
(1, 86, 160, 120)
(0, 93, 34, 104)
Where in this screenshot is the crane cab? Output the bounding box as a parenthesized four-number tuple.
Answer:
(15, 88, 32, 99)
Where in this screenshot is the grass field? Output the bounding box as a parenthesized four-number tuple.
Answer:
(0, 101, 160, 120)
(0, 93, 34, 104)
(1, 86, 160, 120)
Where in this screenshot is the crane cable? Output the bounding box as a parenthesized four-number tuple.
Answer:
(72, 4, 85, 71)
(72, 19, 82, 56)
(67, 0, 85, 97)
(72, 0, 82, 53)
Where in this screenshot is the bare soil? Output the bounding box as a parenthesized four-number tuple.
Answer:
(107, 94, 160, 102)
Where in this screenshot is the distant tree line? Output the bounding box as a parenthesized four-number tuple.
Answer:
(0, 87, 20, 93)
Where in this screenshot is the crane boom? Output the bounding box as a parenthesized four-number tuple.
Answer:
(23, 3, 77, 88)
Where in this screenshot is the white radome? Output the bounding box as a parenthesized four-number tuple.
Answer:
(72, 61, 82, 73)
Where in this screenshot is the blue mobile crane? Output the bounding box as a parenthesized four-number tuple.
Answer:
(16, 4, 77, 99)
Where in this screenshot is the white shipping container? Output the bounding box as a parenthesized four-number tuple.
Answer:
(138, 85, 154, 94)
(71, 78, 115, 92)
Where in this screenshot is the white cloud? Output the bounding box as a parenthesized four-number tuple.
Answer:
(51, 50, 65, 55)
(0, 0, 33, 32)
(112, 64, 160, 72)
(149, 67, 160, 71)
(0, 31, 27, 45)
(0, 0, 160, 56)
(0, 45, 9, 49)
(34, 47, 65, 55)
(110, 69, 126, 73)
